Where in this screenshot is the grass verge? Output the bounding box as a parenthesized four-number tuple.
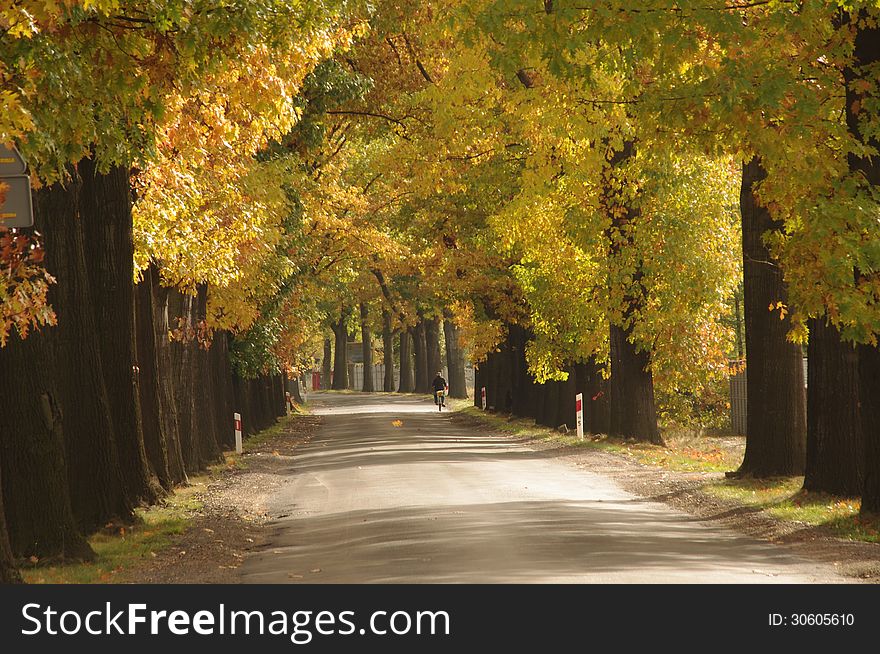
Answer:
(21, 410, 305, 584)
(705, 478, 879, 542)
(21, 475, 209, 584)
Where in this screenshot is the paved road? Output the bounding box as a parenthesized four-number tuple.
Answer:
(239, 392, 843, 583)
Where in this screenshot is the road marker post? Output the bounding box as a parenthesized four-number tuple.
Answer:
(575, 393, 584, 439)
(481, 387, 487, 410)
(234, 412, 242, 454)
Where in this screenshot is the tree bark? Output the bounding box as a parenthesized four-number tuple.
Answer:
(844, 10, 880, 513)
(425, 316, 442, 379)
(78, 158, 159, 504)
(0, 466, 22, 582)
(322, 338, 332, 390)
(360, 303, 374, 392)
(151, 271, 187, 485)
(413, 321, 430, 393)
(331, 309, 349, 390)
(603, 140, 661, 443)
(135, 267, 172, 490)
(0, 330, 93, 560)
(168, 289, 199, 473)
(398, 330, 415, 392)
(41, 165, 132, 532)
(193, 285, 221, 468)
(736, 156, 806, 476)
(575, 358, 610, 435)
(609, 327, 660, 443)
(443, 312, 468, 398)
(382, 310, 395, 392)
(804, 317, 863, 495)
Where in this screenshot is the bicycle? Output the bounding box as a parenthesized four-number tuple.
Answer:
(435, 388, 447, 411)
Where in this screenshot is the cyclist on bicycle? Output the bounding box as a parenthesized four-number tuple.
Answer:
(432, 371, 448, 407)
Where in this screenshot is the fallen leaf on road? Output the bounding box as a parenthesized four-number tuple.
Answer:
(392, 420, 403, 427)
(289, 573, 303, 579)
(310, 568, 322, 574)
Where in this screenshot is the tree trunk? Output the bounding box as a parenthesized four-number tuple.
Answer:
(322, 338, 332, 390)
(41, 165, 132, 532)
(736, 156, 806, 476)
(413, 321, 430, 393)
(211, 332, 236, 449)
(382, 310, 395, 392)
(193, 285, 221, 468)
(474, 363, 484, 409)
(360, 303, 374, 392)
(168, 289, 199, 473)
(0, 467, 22, 582)
(609, 324, 661, 443)
(0, 330, 93, 560)
(804, 317, 863, 496)
(575, 358, 610, 435)
(443, 312, 468, 398)
(331, 309, 349, 390)
(844, 11, 880, 513)
(78, 158, 159, 504)
(135, 267, 172, 490)
(425, 316, 442, 379)
(398, 330, 414, 392)
(151, 271, 187, 485)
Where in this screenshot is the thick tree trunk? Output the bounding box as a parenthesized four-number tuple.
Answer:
(168, 289, 199, 473)
(0, 467, 22, 582)
(135, 267, 172, 490)
(443, 313, 468, 398)
(804, 317, 863, 496)
(322, 338, 332, 390)
(41, 165, 132, 532)
(425, 316, 442, 379)
(609, 324, 661, 443)
(78, 158, 158, 504)
(413, 321, 430, 393)
(845, 12, 880, 513)
(331, 310, 349, 390)
(151, 272, 186, 485)
(508, 324, 531, 417)
(0, 176, 94, 558)
(603, 140, 661, 444)
(736, 156, 806, 476)
(360, 303, 374, 392)
(211, 332, 236, 449)
(575, 358, 610, 435)
(398, 330, 414, 392)
(382, 311, 395, 392)
(193, 285, 221, 468)
(538, 381, 560, 428)
(0, 330, 93, 560)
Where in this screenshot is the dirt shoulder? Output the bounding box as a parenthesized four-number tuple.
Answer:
(451, 412, 880, 582)
(116, 413, 322, 584)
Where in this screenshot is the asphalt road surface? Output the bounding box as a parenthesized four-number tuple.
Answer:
(239, 392, 843, 583)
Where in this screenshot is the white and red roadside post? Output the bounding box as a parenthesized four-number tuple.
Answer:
(575, 393, 584, 439)
(234, 412, 243, 454)
(481, 386, 487, 410)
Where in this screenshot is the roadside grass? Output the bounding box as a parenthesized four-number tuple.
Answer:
(21, 475, 209, 584)
(458, 405, 880, 543)
(20, 411, 306, 584)
(705, 478, 880, 543)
